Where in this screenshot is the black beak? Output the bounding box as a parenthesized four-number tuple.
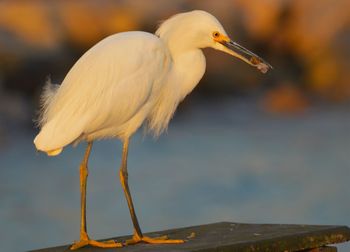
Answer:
(222, 40, 273, 73)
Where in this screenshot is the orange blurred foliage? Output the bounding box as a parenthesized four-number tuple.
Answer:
(284, 0, 349, 60)
(235, 0, 282, 40)
(0, 1, 59, 49)
(58, 2, 140, 48)
(0, 0, 349, 106)
(261, 84, 309, 114)
(234, 0, 350, 104)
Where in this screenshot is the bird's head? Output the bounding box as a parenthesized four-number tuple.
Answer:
(156, 10, 272, 73)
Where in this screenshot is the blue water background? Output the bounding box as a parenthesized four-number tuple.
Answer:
(0, 99, 349, 251)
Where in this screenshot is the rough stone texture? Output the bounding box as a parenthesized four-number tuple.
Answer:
(31, 222, 350, 252)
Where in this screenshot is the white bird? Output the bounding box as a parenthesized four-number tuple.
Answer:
(34, 10, 271, 250)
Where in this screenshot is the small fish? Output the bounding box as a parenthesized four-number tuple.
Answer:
(250, 56, 270, 74)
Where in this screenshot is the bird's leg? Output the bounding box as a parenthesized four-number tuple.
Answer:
(119, 139, 184, 245)
(71, 142, 122, 250)
(119, 139, 142, 239)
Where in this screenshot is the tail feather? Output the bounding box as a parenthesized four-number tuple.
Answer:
(36, 77, 60, 128)
(34, 77, 66, 156)
(33, 114, 86, 156)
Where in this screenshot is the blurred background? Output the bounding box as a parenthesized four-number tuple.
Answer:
(0, 0, 349, 251)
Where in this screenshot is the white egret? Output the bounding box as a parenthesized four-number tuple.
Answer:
(34, 10, 272, 249)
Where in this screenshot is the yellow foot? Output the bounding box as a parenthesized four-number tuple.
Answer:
(70, 238, 122, 250)
(125, 234, 184, 245)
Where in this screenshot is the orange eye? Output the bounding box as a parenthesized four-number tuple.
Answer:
(213, 31, 220, 38)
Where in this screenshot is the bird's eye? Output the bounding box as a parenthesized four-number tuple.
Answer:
(213, 31, 220, 38)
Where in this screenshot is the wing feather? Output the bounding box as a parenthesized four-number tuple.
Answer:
(34, 32, 170, 153)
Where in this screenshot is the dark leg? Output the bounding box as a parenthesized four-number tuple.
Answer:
(71, 142, 122, 250)
(119, 138, 184, 245)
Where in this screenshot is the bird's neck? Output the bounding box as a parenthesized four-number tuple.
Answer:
(146, 49, 206, 136)
(159, 34, 201, 60)
(171, 49, 206, 98)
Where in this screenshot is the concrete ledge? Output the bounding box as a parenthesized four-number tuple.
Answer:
(31, 222, 350, 252)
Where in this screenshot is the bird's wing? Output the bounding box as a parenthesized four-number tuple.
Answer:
(34, 32, 170, 152)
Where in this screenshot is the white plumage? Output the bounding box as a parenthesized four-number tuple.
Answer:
(33, 10, 272, 249)
(35, 32, 170, 154)
(34, 10, 270, 155)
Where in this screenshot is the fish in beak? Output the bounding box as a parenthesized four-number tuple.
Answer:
(214, 34, 273, 74)
(223, 40, 272, 73)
